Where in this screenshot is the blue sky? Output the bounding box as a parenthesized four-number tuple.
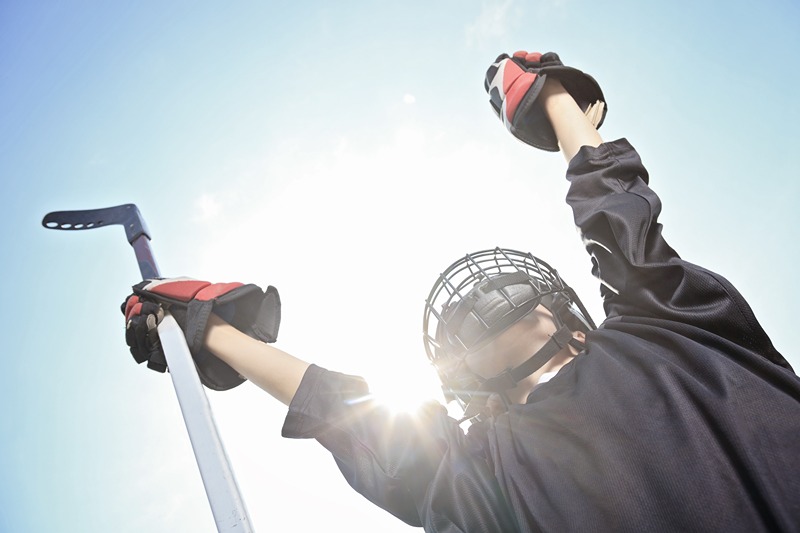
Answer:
(1, 1, 798, 531)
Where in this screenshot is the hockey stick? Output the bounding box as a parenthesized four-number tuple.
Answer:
(42, 204, 254, 533)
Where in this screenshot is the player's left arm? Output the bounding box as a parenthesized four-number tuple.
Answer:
(521, 58, 785, 364)
(539, 78, 603, 162)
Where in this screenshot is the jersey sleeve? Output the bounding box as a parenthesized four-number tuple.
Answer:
(565, 139, 788, 368)
(282, 364, 520, 531)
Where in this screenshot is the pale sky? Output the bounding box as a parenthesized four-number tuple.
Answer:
(1, 1, 798, 531)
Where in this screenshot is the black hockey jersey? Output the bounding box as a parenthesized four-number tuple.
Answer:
(282, 139, 800, 532)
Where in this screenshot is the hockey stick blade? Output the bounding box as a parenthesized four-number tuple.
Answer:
(42, 203, 151, 244)
(42, 203, 159, 279)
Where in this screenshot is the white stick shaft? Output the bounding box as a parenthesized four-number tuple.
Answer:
(158, 313, 254, 532)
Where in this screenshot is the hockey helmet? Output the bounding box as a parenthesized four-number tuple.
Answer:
(422, 248, 595, 418)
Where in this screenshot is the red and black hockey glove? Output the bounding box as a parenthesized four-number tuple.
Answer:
(122, 278, 281, 391)
(484, 50, 607, 151)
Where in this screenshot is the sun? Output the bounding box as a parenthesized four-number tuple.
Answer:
(363, 359, 445, 414)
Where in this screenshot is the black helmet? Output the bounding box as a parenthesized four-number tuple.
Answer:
(423, 248, 595, 419)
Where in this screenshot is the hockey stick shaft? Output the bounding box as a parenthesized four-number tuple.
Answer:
(158, 315, 254, 532)
(130, 235, 160, 279)
(43, 205, 254, 532)
(131, 238, 254, 532)
(126, 234, 253, 533)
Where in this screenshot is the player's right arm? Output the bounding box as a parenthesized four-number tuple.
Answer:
(204, 313, 309, 406)
(123, 283, 520, 529)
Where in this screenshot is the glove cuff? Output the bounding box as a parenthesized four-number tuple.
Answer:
(515, 66, 606, 152)
(185, 284, 281, 391)
(539, 64, 606, 120)
(505, 72, 560, 152)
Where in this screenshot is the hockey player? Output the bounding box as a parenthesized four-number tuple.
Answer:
(123, 51, 800, 531)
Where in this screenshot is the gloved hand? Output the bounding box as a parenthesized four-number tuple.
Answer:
(484, 50, 607, 151)
(122, 277, 281, 391)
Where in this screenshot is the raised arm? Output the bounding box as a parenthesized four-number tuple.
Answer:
(484, 49, 788, 367)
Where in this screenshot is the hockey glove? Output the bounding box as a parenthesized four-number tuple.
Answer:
(122, 278, 281, 391)
(485, 50, 607, 151)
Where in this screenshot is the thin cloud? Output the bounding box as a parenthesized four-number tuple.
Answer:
(465, 0, 519, 47)
(194, 193, 221, 220)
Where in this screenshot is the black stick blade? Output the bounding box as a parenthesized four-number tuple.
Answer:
(42, 203, 151, 244)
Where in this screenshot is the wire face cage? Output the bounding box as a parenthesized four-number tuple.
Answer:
(422, 247, 594, 407)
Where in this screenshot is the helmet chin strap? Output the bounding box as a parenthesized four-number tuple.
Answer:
(461, 325, 582, 421)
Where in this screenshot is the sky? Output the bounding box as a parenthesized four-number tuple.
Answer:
(1, 0, 798, 531)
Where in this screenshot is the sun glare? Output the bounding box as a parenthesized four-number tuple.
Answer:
(365, 361, 445, 414)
